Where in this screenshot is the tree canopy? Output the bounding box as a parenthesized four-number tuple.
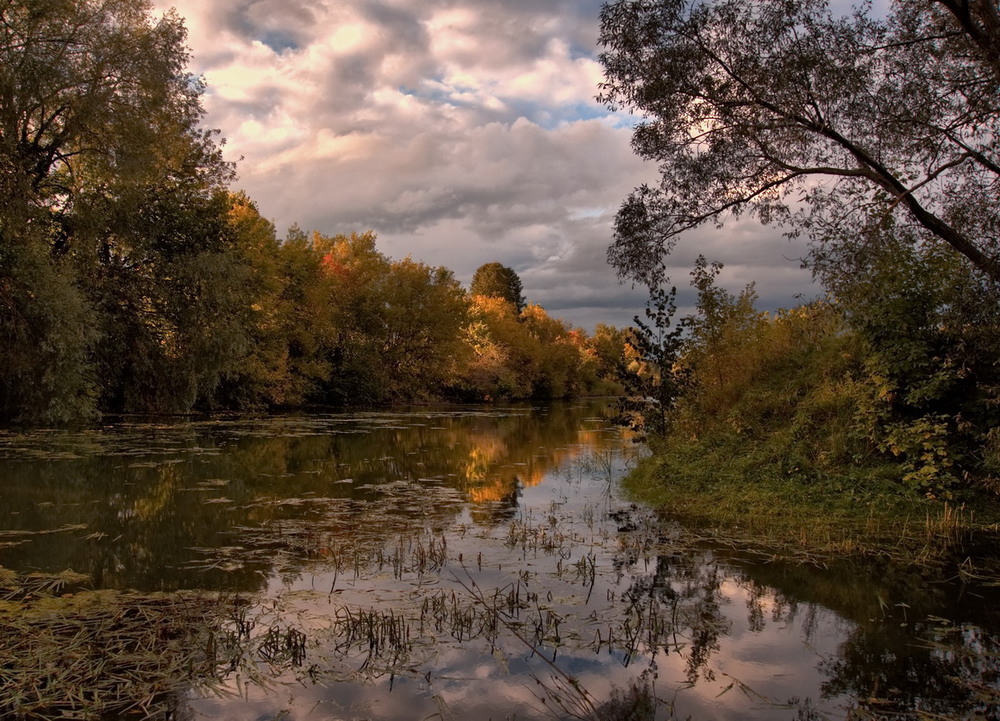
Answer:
(470, 262, 526, 312)
(0, 0, 627, 423)
(598, 0, 1000, 285)
(0, 0, 236, 422)
(0, 0, 228, 236)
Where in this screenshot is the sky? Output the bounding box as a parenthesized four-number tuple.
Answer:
(153, 0, 819, 331)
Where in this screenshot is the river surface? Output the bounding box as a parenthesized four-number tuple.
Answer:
(0, 401, 997, 720)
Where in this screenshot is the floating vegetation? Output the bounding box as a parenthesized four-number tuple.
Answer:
(0, 571, 346, 720)
(1, 406, 999, 720)
(0, 573, 236, 719)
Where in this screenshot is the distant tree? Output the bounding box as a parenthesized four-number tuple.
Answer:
(260, 226, 338, 405)
(519, 304, 582, 397)
(212, 193, 295, 409)
(588, 323, 630, 387)
(457, 297, 601, 400)
(598, 0, 1000, 285)
(380, 258, 470, 399)
(460, 295, 529, 399)
(470, 262, 526, 312)
(307, 230, 390, 404)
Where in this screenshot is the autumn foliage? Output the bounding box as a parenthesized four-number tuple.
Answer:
(0, 1, 627, 423)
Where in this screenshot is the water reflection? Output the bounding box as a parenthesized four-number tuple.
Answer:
(0, 404, 606, 591)
(610, 514, 1000, 720)
(0, 402, 997, 720)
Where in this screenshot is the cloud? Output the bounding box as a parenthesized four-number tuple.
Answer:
(154, 0, 816, 331)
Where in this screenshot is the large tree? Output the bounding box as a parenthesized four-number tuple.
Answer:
(0, 0, 227, 237)
(0, 0, 237, 421)
(470, 262, 526, 312)
(598, 0, 1000, 285)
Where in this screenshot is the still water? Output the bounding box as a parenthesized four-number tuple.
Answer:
(0, 401, 997, 720)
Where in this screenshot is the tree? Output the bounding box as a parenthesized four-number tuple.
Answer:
(459, 295, 529, 399)
(931, 0, 1000, 76)
(312, 230, 392, 404)
(456, 297, 600, 400)
(0, 0, 227, 239)
(0, 0, 234, 421)
(379, 258, 470, 399)
(616, 284, 687, 440)
(813, 216, 1000, 492)
(264, 226, 338, 405)
(588, 323, 630, 392)
(470, 262, 526, 312)
(519, 304, 583, 398)
(207, 193, 291, 409)
(598, 0, 1000, 285)
(0, 238, 98, 423)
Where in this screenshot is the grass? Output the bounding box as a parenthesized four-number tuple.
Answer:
(621, 447, 1000, 575)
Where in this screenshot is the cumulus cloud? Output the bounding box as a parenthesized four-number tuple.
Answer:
(155, 0, 816, 330)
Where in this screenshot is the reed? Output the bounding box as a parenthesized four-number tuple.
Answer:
(0, 575, 241, 719)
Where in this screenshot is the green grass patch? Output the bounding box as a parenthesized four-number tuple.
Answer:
(622, 446, 1000, 576)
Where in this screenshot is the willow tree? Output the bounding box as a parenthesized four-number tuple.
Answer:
(598, 0, 1000, 285)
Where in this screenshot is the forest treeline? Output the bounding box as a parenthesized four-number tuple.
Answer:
(0, 1, 631, 424)
(4, 185, 631, 422)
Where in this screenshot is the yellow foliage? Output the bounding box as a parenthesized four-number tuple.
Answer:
(456, 297, 602, 400)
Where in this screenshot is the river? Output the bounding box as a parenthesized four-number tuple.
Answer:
(0, 401, 996, 720)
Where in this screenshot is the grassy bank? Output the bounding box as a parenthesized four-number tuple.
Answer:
(616, 264, 1000, 577)
(622, 447, 1000, 579)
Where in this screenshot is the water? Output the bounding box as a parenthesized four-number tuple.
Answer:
(0, 401, 996, 720)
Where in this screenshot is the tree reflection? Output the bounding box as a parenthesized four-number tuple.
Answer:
(612, 522, 730, 685)
(820, 621, 1000, 718)
(0, 402, 617, 591)
(606, 505, 1000, 720)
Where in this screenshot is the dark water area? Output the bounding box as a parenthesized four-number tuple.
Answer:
(0, 402, 997, 720)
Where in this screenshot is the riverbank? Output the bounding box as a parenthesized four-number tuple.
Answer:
(621, 447, 1000, 580)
